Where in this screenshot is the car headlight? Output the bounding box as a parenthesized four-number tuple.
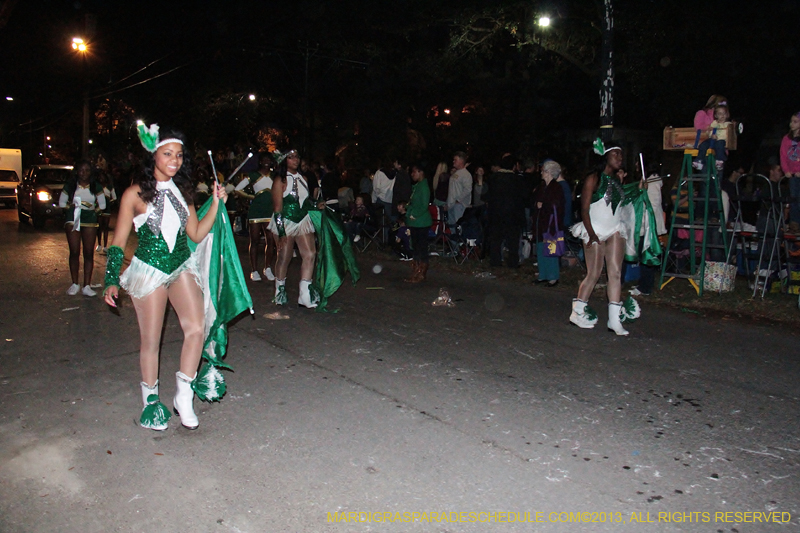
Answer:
(37, 191, 52, 202)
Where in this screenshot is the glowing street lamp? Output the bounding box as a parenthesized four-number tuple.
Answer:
(72, 37, 88, 53)
(537, 16, 551, 27)
(248, 94, 256, 101)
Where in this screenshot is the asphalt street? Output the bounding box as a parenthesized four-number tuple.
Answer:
(1, 207, 798, 533)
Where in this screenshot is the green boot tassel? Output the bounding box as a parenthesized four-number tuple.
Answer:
(139, 381, 170, 431)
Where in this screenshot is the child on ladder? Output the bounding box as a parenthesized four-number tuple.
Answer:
(693, 102, 732, 172)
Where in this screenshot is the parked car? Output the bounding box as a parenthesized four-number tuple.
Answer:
(17, 165, 72, 228)
(0, 169, 19, 207)
(0, 148, 22, 207)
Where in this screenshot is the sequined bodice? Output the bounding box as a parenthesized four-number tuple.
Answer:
(134, 224, 190, 274)
(591, 173, 625, 214)
(132, 180, 192, 274)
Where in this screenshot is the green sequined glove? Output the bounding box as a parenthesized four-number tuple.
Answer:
(104, 245, 124, 292)
(274, 212, 286, 237)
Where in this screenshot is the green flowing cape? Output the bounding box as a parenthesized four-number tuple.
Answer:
(187, 199, 254, 401)
(618, 183, 663, 266)
(306, 207, 360, 312)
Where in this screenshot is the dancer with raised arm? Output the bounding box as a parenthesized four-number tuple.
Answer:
(104, 123, 232, 430)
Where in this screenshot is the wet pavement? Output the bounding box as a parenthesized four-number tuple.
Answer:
(1, 207, 798, 532)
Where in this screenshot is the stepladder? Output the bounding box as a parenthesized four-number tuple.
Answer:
(660, 149, 730, 296)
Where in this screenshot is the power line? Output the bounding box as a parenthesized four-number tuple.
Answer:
(88, 59, 197, 100)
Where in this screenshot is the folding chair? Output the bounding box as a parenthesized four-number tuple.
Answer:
(356, 204, 389, 252)
(428, 205, 460, 259)
(453, 207, 484, 264)
(564, 233, 586, 272)
(727, 174, 784, 297)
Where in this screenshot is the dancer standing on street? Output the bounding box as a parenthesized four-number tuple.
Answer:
(60, 161, 106, 296)
(269, 149, 321, 308)
(104, 123, 227, 430)
(569, 140, 661, 336)
(235, 153, 277, 282)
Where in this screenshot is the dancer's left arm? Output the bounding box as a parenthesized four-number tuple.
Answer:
(186, 182, 228, 243)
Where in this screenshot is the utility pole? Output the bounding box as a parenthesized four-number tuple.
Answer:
(599, 0, 614, 142)
(82, 94, 89, 160)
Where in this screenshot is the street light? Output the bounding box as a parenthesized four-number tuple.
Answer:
(71, 37, 90, 160)
(537, 16, 551, 27)
(72, 37, 88, 53)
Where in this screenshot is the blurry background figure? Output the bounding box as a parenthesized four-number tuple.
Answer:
(485, 154, 525, 269)
(95, 169, 117, 255)
(60, 161, 106, 296)
(631, 162, 667, 296)
(533, 160, 565, 287)
(235, 153, 277, 282)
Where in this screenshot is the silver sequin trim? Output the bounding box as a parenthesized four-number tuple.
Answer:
(147, 189, 188, 236)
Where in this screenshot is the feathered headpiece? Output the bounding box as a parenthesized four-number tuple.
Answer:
(272, 149, 298, 165)
(593, 137, 620, 156)
(137, 120, 183, 153)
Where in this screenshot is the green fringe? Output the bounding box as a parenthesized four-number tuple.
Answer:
(140, 394, 170, 430)
(273, 285, 287, 305)
(308, 283, 321, 305)
(620, 296, 641, 323)
(192, 363, 227, 402)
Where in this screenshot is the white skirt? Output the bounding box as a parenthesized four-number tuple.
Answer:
(268, 214, 315, 237)
(570, 201, 631, 243)
(120, 255, 201, 300)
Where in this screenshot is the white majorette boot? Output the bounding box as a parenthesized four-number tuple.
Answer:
(140, 380, 170, 431)
(274, 278, 287, 305)
(173, 371, 199, 430)
(569, 298, 597, 329)
(607, 302, 629, 336)
(298, 279, 318, 309)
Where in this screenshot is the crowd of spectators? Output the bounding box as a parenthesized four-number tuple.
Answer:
(84, 142, 591, 284)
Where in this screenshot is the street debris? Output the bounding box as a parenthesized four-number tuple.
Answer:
(432, 288, 455, 307)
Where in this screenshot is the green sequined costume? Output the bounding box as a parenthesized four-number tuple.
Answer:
(570, 173, 662, 266)
(268, 173, 315, 236)
(117, 181, 200, 299)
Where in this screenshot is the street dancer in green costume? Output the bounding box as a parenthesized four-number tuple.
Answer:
(269, 149, 321, 308)
(269, 149, 359, 310)
(234, 153, 277, 282)
(59, 161, 106, 297)
(103, 123, 228, 431)
(569, 139, 661, 336)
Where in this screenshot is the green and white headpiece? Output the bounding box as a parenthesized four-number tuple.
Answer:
(137, 120, 183, 153)
(272, 149, 298, 165)
(592, 137, 621, 156)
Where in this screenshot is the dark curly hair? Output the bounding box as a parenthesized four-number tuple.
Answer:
(274, 157, 289, 184)
(135, 128, 194, 204)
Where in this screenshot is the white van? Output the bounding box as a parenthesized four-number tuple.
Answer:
(0, 148, 22, 207)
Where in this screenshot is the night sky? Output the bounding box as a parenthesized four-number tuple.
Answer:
(2, 0, 799, 171)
